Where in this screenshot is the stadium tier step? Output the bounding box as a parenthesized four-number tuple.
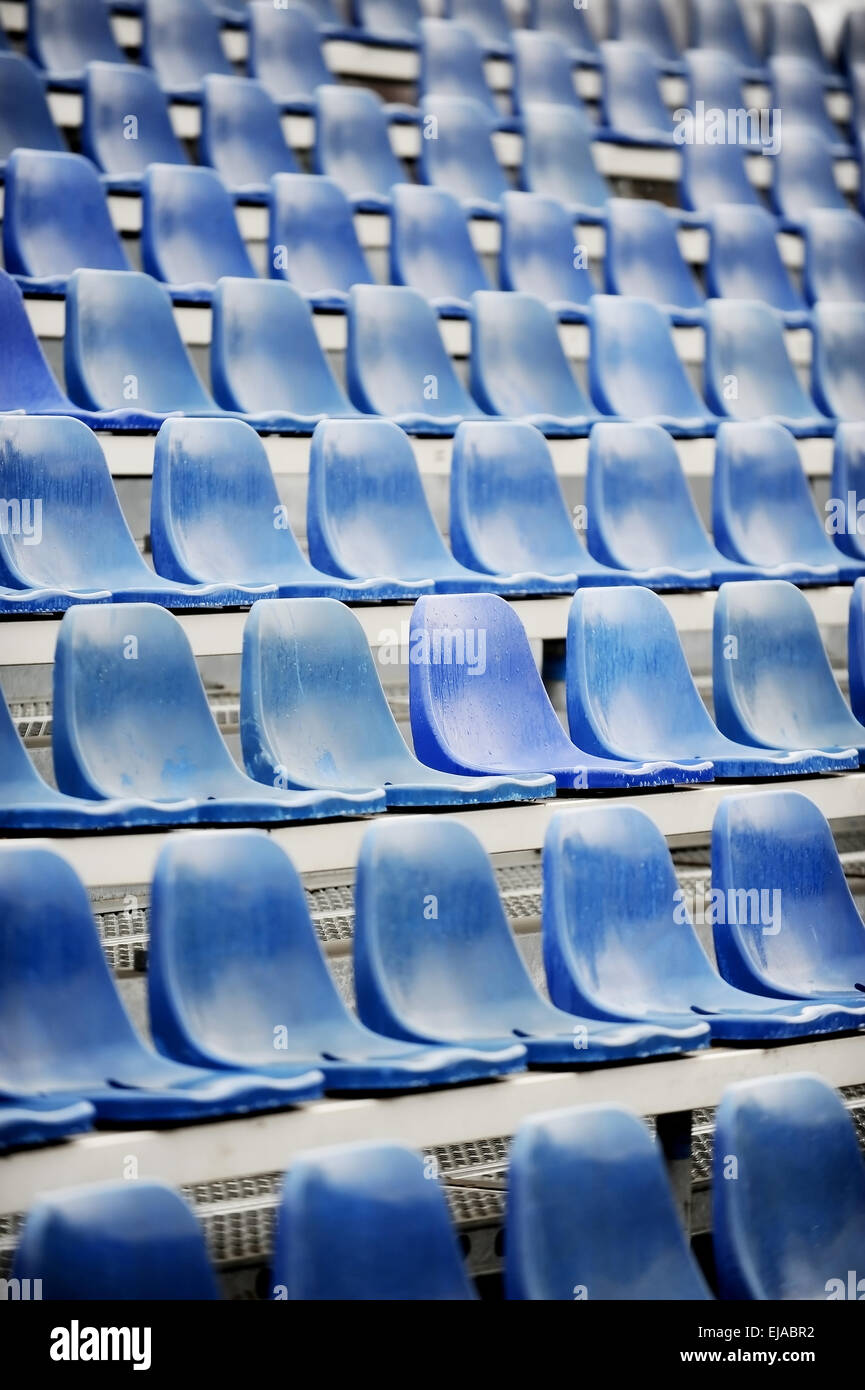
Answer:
(82, 61, 188, 191)
(248, 0, 334, 111)
(802, 209, 865, 305)
(770, 56, 851, 156)
(520, 102, 611, 221)
(142, 0, 233, 100)
(705, 204, 809, 328)
(688, 0, 766, 80)
(313, 84, 405, 212)
(28, 0, 126, 85)
(609, 0, 684, 74)
(390, 183, 491, 316)
(770, 129, 849, 229)
(141, 164, 257, 298)
(420, 19, 501, 117)
(200, 74, 301, 197)
(512, 30, 586, 116)
(598, 41, 676, 146)
(0, 53, 65, 170)
(419, 94, 508, 218)
(764, 1, 844, 87)
(449, 0, 512, 58)
(812, 302, 865, 422)
(269, 173, 374, 309)
(499, 190, 597, 317)
(530, 0, 600, 67)
(603, 198, 704, 325)
(680, 141, 762, 218)
(832, 425, 865, 568)
(0, 1096, 95, 1154)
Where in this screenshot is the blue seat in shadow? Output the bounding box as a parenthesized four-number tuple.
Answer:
(82, 62, 188, 190)
(520, 102, 610, 220)
(714, 1075, 865, 1300)
(568, 589, 840, 778)
(680, 140, 761, 216)
(390, 183, 491, 316)
(847, 578, 865, 722)
(764, 1, 843, 86)
(242, 600, 555, 807)
(272, 1142, 476, 1301)
(770, 129, 848, 229)
(355, 818, 708, 1062)
(141, 0, 233, 100)
(713, 582, 865, 765)
(346, 284, 487, 433)
(609, 0, 683, 73)
(28, 0, 125, 83)
(704, 299, 834, 437)
(353, 0, 422, 43)
(449, 0, 511, 57)
(499, 191, 596, 317)
(770, 56, 850, 155)
(512, 30, 584, 115)
(0, 53, 65, 169)
(507, 1105, 711, 1301)
(13, 1181, 220, 1299)
(598, 41, 675, 145)
(200, 75, 301, 197)
(841, 9, 865, 76)
(469, 291, 599, 436)
(530, 0, 600, 66)
(409, 593, 711, 789)
(687, 0, 766, 80)
(313, 84, 405, 211)
(0, 1096, 95, 1153)
(419, 19, 499, 116)
(712, 790, 865, 1007)
(604, 198, 703, 324)
(812, 302, 865, 423)
(802, 209, 865, 304)
(53, 603, 385, 822)
(589, 297, 718, 437)
(142, 164, 257, 299)
(0, 844, 325, 1123)
(706, 204, 808, 327)
(269, 173, 374, 310)
(832, 426, 865, 567)
(248, 0, 334, 111)
(419, 95, 508, 217)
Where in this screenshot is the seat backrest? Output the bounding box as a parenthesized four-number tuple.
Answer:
(589, 295, 709, 420)
(520, 101, 609, 209)
(419, 94, 508, 205)
(142, 0, 233, 91)
(841, 9, 865, 75)
(248, 0, 331, 103)
(419, 18, 498, 113)
(604, 198, 702, 309)
(469, 289, 596, 419)
(770, 55, 840, 145)
(142, 163, 256, 287)
(764, 0, 835, 76)
(512, 30, 584, 114)
(354, 0, 422, 40)
(0, 684, 60, 804)
(812, 301, 865, 421)
(82, 61, 187, 176)
(314, 84, 404, 200)
(684, 47, 747, 112)
(390, 183, 490, 302)
(608, 0, 681, 66)
(0, 52, 65, 162)
(600, 40, 672, 135)
(530, 0, 599, 61)
(802, 207, 865, 303)
(200, 74, 300, 189)
(29, 0, 125, 77)
(850, 575, 865, 716)
(3, 149, 129, 278)
(680, 139, 760, 213)
(771, 127, 847, 222)
(688, 0, 761, 71)
(703, 298, 825, 422)
(706, 203, 804, 313)
(449, 0, 511, 51)
(0, 270, 73, 412)
(499, 190, 596, 305)
(831, 424, 865, 564)
(270, 172, 373, 295)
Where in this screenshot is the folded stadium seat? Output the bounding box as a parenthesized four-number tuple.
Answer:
(28, 0, 126, 85)
(241, 600, 554, 806)
(703, 299, 834, 438)
(769, 128, 849, 231)
(352, 0, 422, 44)
(313, 84, 405, 211)
(597, 41, 676, 146)
(272, 1143, 476, 1300)
(469, 290, 600, 436)
(419, 18, 501, 117)
(841, 9, 865, 77)
(714, 1075, 865, 1300)
(53, 603, 385, 822)
(802, 208, 865, 304)
(510, 31, 583, 117)
(0, 53, 66, 170)
(409, 593, 712, 788)
(609, 0, 684, 74)
(770, 56, 851, 157)
(141, 0, 233, 101)
(713, 582, 865, 765)
(82, 61, 188, 192)
(499, 190, 597, 319)
(519, 102, 611, 222)
(764, 0, 844, 88)
(812, 301, 865, 422)
(150, 830, 524, 1088)
(682, 49, 766, 150)
(507, 1105, 712, 1301)
(687, 0, 766, 82)
(604, 198, 704, 325)
(449, 419, 627, 591)
(346, 283, 488, 433)
(589, 296, 719, 437)
(12, 1181, 220, 1300)
(0, 844, 326, 1121)
(200, 75, 301, 198)
(849, 577, 865, 719)
(679, 139, 762, 217)
(141, 164, 257, 301)
(355, 818, 709, 1061)
(529, 0, 600, 67)
(448, 0, 511, 59)
(247, 0, 336, 112)
(705, 203, 809, 328)
(832, 426, 865, 569)
(389, 183, 491, 317)
(419, 94, 509, 218)
(568, 588, 843, 779)
(269, 173, 373, 310)
(0, 1096, 95, 1154)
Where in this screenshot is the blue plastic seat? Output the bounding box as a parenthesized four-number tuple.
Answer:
(499, 191, 596, 316)
(703, 299, 833, 437)
(609, 0, 683, 73)
(28, 0, 125, 83)
(530, 0, 599, 65)
(688, 0, 765, 80)
(419, 95, 508, 217)
(469, 290, 599, 436)
(0, 1096, 95, 1153)
(142, 164, 256, 298)
(589, 296, 717, 437)
(0, 844, 325, 1122)
(273, 1142, 475, 1300)
(283, 0, 353, 37)
(683, 49, 755, 137)
(353, 0, 422, 43)
(713, 582, 865, 765)
(764, 1, 842, 86)
(706, 203, 808, 327)
(53, 603, 384, 822)
(390, 183, 490, 316)
(313, 84, 405, 211)
(802, 208, 865, 304)
(598, 41, 675, 145)
(0, 53, 65, 169)
(409, 593, 711, 789)
(419, 20, 499, 116)
(507, 1105, 711, 1301)
(346, 284, 486, 433)
(712, 790, 865, 1006)
(200, 74, 301, 197)
(679, 139, 761, 216)
(770, 55, 849, 154)
(849, 577, 865, 720)
(248, 0, 333, 110)
(604, 198, 703, 324)
(512, 30, 584, 115)
(242, 599, 554, 807)
(841, 9, 865, 77)
(448, 0, 511, 58)
(13, 1181, 220, 1300)
(82, 61, 188, 190)
(355, 819, 708, 1062)
(714, 1075, 865, 1300)
(812, 301, 865, 423)
(142, 0, 233, 100)
(520, 102, 610, 220)
(832, 426, 865, 567)
(770, 128, 848, 229)
(269, 173, 373, 310)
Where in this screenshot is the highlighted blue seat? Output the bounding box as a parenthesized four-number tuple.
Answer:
(847, 577, 865, 721)
(356, 819, 708, 1062)
(142, 0, 233, 101)
(242, 600, 554, 807)
(272, 1143, 475, 1301)
(598, 41, 675, 145)
(714, 1075, 865, 1301)
(449, 0, 511, 58)
(0, 844, 325, 1123)
(764, 1, 843, 87)
(419, 95, 507, 218)
(604, 198, 703, 324)
(704, 299, 833, 437)
(13, 1181, 220, 1300)
(713, 583, 864, 766)
(499, 190, 596, 318)
(0, 1096, 94, 1154)
(520, 102, 610, 221)
(507, 1105, 711, 1301)
(0, 53, 65, 170)
(390, 183, 490, 317)
(142, 164, 256, 300)
(683, 50, 760, 147)
(706, 204, 809, 327)
(770, 55, 850, 156)
(353, 0, 422, 43)
(770, 129, 848, 230)
(248, 0, 334, 111)
(832, 426, 865, 568)
(529, 0, 600, 66)
(419, 20, 500, 117)
(53, 603, 385, 823)
(269, 173, 373, 310)
(687, 0, 766, 81)
(409, 594, 711, 789)
(680, 140, 761, 217)
(28, 0, 125, 84)
(200, 75, 301, 197)
(512, 30, 584, 115)
(313, 84, 405, 212)
(609, 0, 683, 74)
(812, 302, 865, 423)
(802, 208, 865, 304)
(82, 62, 188, 191)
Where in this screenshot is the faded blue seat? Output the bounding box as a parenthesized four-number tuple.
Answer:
(409, 593, 711, 789)
(687, 0, 766, 81)
(706, 203, 809, 327)
(142, 164, 257, 300)
(770, 55, 850, 155)
(703, 299, 834, 437)
(242, 599, 554, 807)
(269, 173, 373, 310)
(248, 0, 334, 111)
(714, 1075, 865, 1301)
(28, 0, 125, 84)
(680, 139, 762, 216)
(831, 426, 865, 567)
(604, 198, 703, 324)
(0, 1096, 94, 1153)
(419, 19, 500, 117)
(770, 128, 848, 230)
(141, 0, 233, 100)
(281, 0, 356, 39)
(812, 301, 865, 422)
(802, 208, 865, 304)
(200, 75, 301, 197)
(589, 297, 718, 437)
(499, 191, 597, 317)
(0, 844, 325, 1123)
(355, 819, 708, 1062)
(272, 1143, 475, 1301)
(507, 1105, 711, 1301)
(313, 84, 405, 211)
(353, 0, 422, 43)
(598, 41, 675, 145)
(390, 183, 491, 316)
(764, 1, 843, 87)
(53, 603, 385, 823)
(713, 582, 865, 765)
(449, 0, 511, 58)
(529, 0, 600, 66)
(469, 291, 600, 436)
(82, 61, 188, 190)
(419, 95, 508, 218)
(848, 577, 865, 721)
(512, 30, 584, 115)
(520, 102, 610, 220)
(609, 0, 684, 74)
(0, 53, 65, 170)
(682, 50, 760, 144)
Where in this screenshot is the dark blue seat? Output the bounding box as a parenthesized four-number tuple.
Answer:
(200, 75, 301, 197)
(53, 603, 384, 823)
(469, 291, 599, 436)
(313, 84, 405, 211)
(529, 0, 600, 66)
(0, 844, 325, 1122)
(680, 139, 761, 216)
(609, 0, 683, 74)
(419, 95, 508, 217)
(28, 0, 125, 83)
(142, 0, 233, 100)
(713, 582, 865, 765)
(248, 0, 334, 111)
(390, 183, 491, 316)
(409, 593, 710, 789)
(142, 164, 257, 299)
(832, 426, 865, 567)
(841, 9, 865, 77)
(714, 1075, 865, 1300)
(520, 102, 610, 220)
(353, 0, 422, 43)
(764, 1, 843, 87)
(706, 203, 809, 327)
(449, 0, 511, 58)
(687, 0, 766, 80)
(770, 55, 850, 155)
(507, 1105, 711, 1301)
(0, 1096, 94, 1153)
(512, 30, 584, 115)
(589, 296, 717, 437)
(812, 302, 865, 423)
(598, 41, 675, 145)
(346, 284, 487, 433)
(770, 128, 848, 230)
(704, 299, 833, 437)
(355, 819, 707, 1062)
(712, 791, 865, 1007)
(272, 1143, 475, 1301)
(604, 198, 703, 324)
(499, 191, 597, 316)
(242, 599, 554, 807)
(82, 61, 188, 190)
(0, 53, 65, 170)
(849, 577, 865, 721)
(419, 19, 500, 117)
(802, 208, 865, 304)
(269, 173, 373, 310)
